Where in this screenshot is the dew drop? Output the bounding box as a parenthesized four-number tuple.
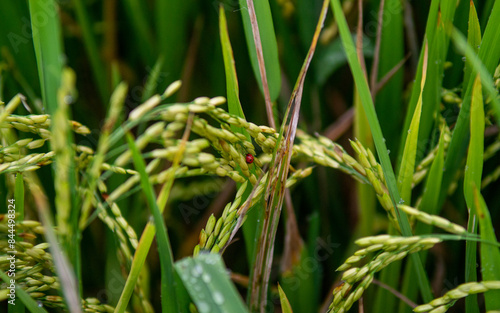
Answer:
(399, 198, 405, 204)
(462, 57, 466, 62)
(192, 265, 203, 277)
(213, 291, 225, 305)
(197, 301, 210, 313)
(387, 150, 391, 155)
(37, 301, 43, 308)
(202, 273, 211, 283)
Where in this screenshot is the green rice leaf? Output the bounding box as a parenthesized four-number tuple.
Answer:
(451, 29, 500, 126)
(175, 253, 249, 313)
(398, 124, 447, 313)
(249, 1, 329, 310)
(329, 0, 406, 232)
(397, 0, 455, 169)
(463, 1, 481, 90)
(126, 133, 178, 312)
(473, 187, 500, 310)
(29, 0, 63, 114)
(219, 6, 249, 137)
(473, 188, 500, 311)
(278, 284, 294, 313)
(397, 44, 427, 204)
(375, 0, 404, 156)
(238, 0, 281, 102)
(463, 74, 483, 313)
(330, 0, 433, 302)
(440, 0, 500, 210)
(464, 75, 484, 205)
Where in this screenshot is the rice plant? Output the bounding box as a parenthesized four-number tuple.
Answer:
(1, 0, 499, 312)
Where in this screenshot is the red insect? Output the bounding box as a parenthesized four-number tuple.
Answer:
(245, 153, 254, 164)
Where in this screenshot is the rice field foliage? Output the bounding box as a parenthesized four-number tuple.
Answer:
(1, 0, 500, 312)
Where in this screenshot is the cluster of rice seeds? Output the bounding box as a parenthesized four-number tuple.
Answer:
(0, 216, 123, 312)
(193, 164, 315, 256)
(294, 131, 345, 170)
(194, 181, 249, 255)
(91, 197, 153, 312)
(329, 235, 441, 313)
(2, 114, 90, 138)
(0, 218, 59, 307)
(348, 139, 399, 226)
(95, 201, 135, 265)
(82, 298, 116, 313)
(414, 281, 500, 313)
(397, 205, 467, 235)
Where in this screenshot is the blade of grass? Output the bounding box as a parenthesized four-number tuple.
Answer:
(330, 0, 433, 303)
(219, 5, 250, 136)
(463, 74, 483, 313)
(374, 43, 427, 313)
(0, 1, 40, 100)
(373, 0, 404, 157)
(330, 0, 404, 232)
(115, 114, 193, 313)
(439, 0, 500, 210)
(175, 253, 249, 313)
(29, 0, 62, 114)
(218, 5, 262, 268)
(278, 284, 294, 313)
(398, 125, 447, 313)
(353, 0, 375, 241)
(397, 43, 428, 204)
(126, 132, 178, 312)
(239, 0, 281, 121)
(249, 1, 329, 311)
(72, 0, 109, 104)
(462, 1, 481, 91)
(397, 0, 456, 168)
(451, 29, 500, 125)
(473, 186, 500, 310)
(29, 0, 82, 303)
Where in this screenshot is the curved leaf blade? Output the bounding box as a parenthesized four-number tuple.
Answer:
(175, 254, 249, 313)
